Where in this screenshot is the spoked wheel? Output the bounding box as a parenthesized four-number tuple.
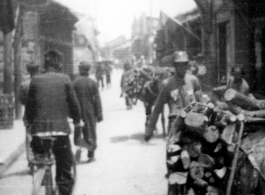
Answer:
(32, 165, 55, 195)
(72, 151, 77, 180)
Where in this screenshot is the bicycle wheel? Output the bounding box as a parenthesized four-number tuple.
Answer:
(32, 166, 55, 195)
(43, 168, 54, 195)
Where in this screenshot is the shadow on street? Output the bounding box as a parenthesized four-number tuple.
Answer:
(0, 169, 29, 180)
(110, 133, 165, 144)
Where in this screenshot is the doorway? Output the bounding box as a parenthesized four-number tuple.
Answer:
(217, 22, 228, 85)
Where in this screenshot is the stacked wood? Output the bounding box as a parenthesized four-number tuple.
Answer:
(167, 98, 265, 195)
(190, 161, 204, 180)
(167, 102, 248, 195)
(184, 112, 208, 136)
(198, 154, 215, 169)
(206, 186, 220, 195)
(243, 110, 265, 118)
(203, 125, 220, 143)
(168, 171, 188, 185)
(212, 86, 227, 98)
(221, 124, 236, 145)
(188, 142, 202, 158)
(224, 88, 260, 110)
(204, 103, 214, 118)
(181, 149, 191, 170)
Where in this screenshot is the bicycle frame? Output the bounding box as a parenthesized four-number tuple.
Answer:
(31, 137, 56, 195)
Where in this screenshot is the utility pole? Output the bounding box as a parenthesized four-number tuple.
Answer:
(3, 32, 13, 94)
(149, 0, 153, 65)
(94, 0, 98, 61)
(14, 5, 23, 119)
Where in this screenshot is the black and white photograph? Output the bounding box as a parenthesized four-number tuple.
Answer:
(0, 0, 265, 195)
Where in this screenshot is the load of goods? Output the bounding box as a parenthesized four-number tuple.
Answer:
(167, 88, 265, 195)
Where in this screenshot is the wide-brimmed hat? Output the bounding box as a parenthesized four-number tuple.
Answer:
(173, 51, 189, 63)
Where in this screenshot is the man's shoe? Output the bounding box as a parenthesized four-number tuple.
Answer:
(88, 151, 94, 158)
(144, 134, 151, 142)
(144, 130, 153, 142)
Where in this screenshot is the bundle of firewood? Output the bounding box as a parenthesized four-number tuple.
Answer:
(212, 87, 265, 115)
(167, 103, 246, 195)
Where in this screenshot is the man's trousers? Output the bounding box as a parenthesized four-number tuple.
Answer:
(31, 136, 74, 195)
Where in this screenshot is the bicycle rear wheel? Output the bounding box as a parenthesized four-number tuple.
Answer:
(32, 166, 55, 195)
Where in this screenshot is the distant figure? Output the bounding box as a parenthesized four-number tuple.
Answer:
(188, 59, 199, 76)
(96, 62, 105, 89)
(19, 62, 39, 173)
(73, 62, 103, 162)
(194, 54, 206, 88)
(120, 62, 135, 110)
(105, 62, 112, 88)
(227, 65, 250, 96)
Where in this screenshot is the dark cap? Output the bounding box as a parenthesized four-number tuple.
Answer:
(44, 50, 62, 69)
(26, 62, 39, 73)
(79, 61, 91, 72)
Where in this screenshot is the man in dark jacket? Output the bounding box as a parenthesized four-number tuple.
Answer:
(145, 51, 202, 195)
(146, 51, 202, 195)
(73, 62, 103, 162)
(96, 62, 105, 89)
(19, 62, 39, 173)
(26, 50, 81, 195)
(146, 51, 202, 140)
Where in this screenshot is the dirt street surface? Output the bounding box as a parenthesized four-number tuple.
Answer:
(0, 69, 168, 195)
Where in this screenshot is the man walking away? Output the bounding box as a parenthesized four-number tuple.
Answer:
(105, 62, 112, 88)
(19, 62, 39, 174)
(26, 50, 81, 195)
(96, 62, 105, 90)
(73, 62, 103, 162)
(120, 62, 134, 110)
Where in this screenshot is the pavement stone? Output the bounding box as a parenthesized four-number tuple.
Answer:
(0, 120, 25, 176)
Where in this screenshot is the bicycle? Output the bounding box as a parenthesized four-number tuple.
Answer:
(31, 136, 76, 195)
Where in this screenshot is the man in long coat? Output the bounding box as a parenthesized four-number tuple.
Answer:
(26, 50, 81, 195)
(73, 62, 103, 161)
(95, 62, 105, 89)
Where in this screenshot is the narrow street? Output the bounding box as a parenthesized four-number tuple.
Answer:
(0, 69, 168, 195)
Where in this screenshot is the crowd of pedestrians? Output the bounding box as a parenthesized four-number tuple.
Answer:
(95, 61, 113, 90)
(16, 48, 258, 195)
